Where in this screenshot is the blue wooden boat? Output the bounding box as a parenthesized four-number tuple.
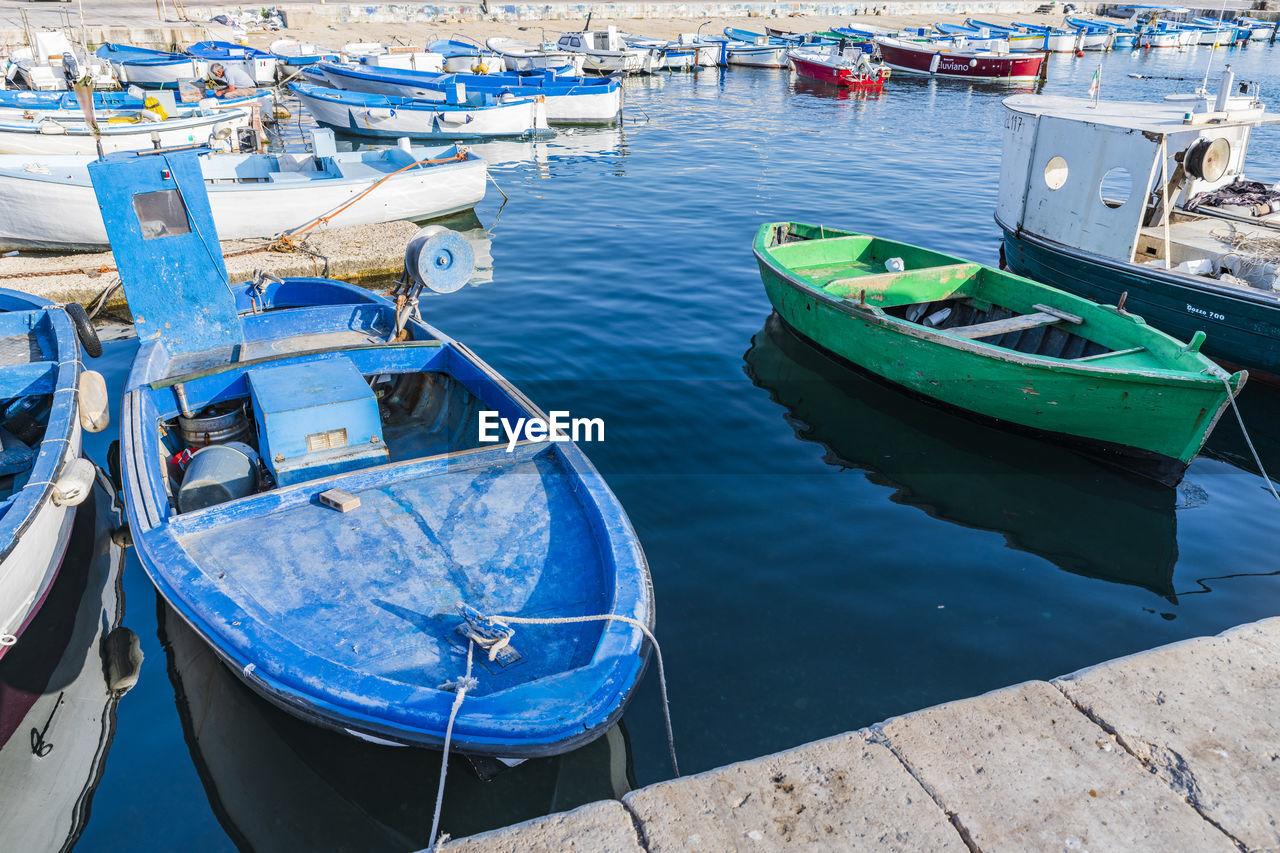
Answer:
(94, 43, 208, 89)
(0, 290, 103, 660)
(289, 80, 551, 140)
(314, 61, 622, 124)
(96, 147, 653, 756)
(0, 87, 267, 114)
(427, 38, 500, 73)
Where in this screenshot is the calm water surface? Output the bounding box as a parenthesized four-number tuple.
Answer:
(8, 44, 1280, 850)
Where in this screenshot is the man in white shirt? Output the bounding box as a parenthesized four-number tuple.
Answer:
(208, 62, 257, 98)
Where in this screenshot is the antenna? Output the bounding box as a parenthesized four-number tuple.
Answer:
(1200, 0, 1229, 95)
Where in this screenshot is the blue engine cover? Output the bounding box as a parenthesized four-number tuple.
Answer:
(247, 356, 388, 487)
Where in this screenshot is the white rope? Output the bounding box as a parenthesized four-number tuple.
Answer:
(428, 639, 476, 852)
(496, 612, 680, 777)
(1222, 376, 1280, 502)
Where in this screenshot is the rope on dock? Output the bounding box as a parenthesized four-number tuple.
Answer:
(1222, 376, 1280, 502)
(426, 607, 680, 850)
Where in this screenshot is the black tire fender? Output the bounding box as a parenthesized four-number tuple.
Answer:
(65, 302, 103, 358)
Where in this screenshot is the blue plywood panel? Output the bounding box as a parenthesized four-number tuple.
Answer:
(87, 149, 242, 357)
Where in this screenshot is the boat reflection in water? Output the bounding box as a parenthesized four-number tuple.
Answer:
(744, 312, 1180, 598)
(0, 488, 137, 851)
(162, 605, 635, 851)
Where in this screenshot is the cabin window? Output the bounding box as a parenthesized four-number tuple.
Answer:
(1043, 156, 1068, 191)
(132, 189, 191, 239)
(1099, 167, 1132, 209)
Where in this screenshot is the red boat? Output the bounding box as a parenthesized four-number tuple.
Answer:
(787, 49, 891, 90)
(873, 37, 1046, 82)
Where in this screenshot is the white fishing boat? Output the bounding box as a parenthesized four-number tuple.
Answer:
(724, 38, 791, 68)
(997, 70, 1280, 377)
(290, 81, 549, 140)
(620, 34, 697, 71)
(0, 106, 250, 156)
(486, 37, 586, 73)
(0, 484, 137, 853)
(5, 31, 116, 92)
(556, 27, 647, 74)
(0, 130, 487, 251)
(345, 44, 445, 73)
(268, 38, 339, 74)
(0, 290, 104, 663)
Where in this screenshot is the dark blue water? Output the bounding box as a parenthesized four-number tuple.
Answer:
(9, 44, 1280, 851)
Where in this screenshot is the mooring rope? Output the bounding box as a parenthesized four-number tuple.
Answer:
(428, 640, 477, 851)
(426, 607, 679, 851)
(1222, 376, 1280, 502)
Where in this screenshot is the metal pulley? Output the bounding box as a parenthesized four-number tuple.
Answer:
(404, 225, 474, 295)
(390, 226, 475, 340)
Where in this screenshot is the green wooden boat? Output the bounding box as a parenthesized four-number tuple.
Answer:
(753, 221, 1247, 486)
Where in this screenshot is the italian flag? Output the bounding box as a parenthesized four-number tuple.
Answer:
(1088, 67, 1101, 108)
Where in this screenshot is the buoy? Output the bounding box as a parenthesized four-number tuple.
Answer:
(79, 369, 110, 433)
(1075, 49, 1084, 57)
(403, 226, 475, 294)
(103, 627, 143, 694)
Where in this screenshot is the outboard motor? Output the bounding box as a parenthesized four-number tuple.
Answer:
(62, 51, 79, 86)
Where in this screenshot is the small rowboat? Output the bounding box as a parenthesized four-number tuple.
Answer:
(787, 48, 890, 90)
(753, 222, 1246, 486)
(874, 36, 1046, 82)
(98, 147, 654, 756)
(0, 290, 105, 660)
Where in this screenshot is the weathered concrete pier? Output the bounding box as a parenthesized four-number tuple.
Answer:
(444, 616, 1280, 851)
(0, 220, 426, 306)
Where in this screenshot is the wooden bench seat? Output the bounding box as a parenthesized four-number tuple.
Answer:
(948, 304, 1083, 340)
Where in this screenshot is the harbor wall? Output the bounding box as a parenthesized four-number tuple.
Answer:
(193, 0, 1102, 27)
(443, 615, 1280, 852)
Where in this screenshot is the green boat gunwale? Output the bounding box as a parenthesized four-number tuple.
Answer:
(752, 222, 1243, 392)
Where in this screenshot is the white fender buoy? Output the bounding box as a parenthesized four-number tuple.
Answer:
(52, 457, 96, 507)
(404, 226, 475, 294)
(79, 369, 109, 433)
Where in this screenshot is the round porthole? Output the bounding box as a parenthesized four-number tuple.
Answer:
(1044, 156, 1068, 190)
(1099, 167, 1132, 209)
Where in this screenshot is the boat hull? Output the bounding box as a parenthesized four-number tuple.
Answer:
(726, 46, 790, 67)
(319, 65, 621, 124)
(0, 152, 487, 251)
(0, 435, 80, 658)
(1000, 220, 1280, 380)
(876, 39, 1045, 81)
(754, 224, 1240, 483)
(293, 85, 548, 139)
(0, 110, 249, 155)
(789, 53, 888, 89)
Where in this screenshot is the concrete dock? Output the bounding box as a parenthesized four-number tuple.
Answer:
(444, 616, 1280, 851)
(0, 220, 426, 306)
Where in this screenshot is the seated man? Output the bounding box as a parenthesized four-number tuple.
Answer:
(208, 62, 257, 99)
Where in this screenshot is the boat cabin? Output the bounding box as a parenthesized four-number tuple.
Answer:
(998, 71, 1280, 293)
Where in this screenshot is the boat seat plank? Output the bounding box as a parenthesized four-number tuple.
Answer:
(949, 304, 1083, 340)
(827, 262, 981, 295)
(0, 360, 56, 397)
(949, 311, 1064, 339)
